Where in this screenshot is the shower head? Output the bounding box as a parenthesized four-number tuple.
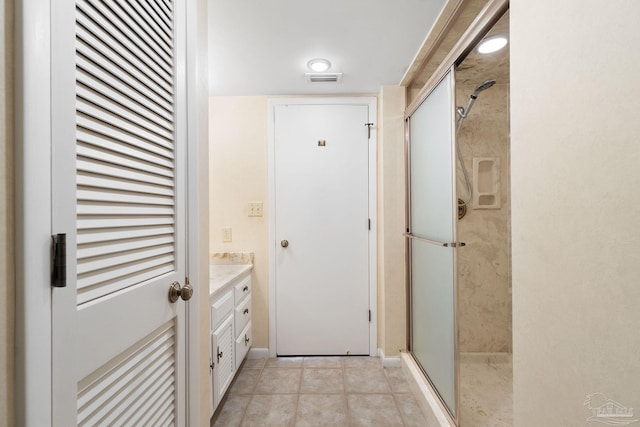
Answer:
(471, 79, 497, 98)
(457, 78, 497, 121)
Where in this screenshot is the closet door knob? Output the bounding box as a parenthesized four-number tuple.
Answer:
(281, 240, 289, 248)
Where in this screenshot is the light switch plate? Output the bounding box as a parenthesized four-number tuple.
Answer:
(248, 202, 263, 217)
(222, 227, 232, 242)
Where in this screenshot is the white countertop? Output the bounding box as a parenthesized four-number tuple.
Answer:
(209, 264, 253, 296)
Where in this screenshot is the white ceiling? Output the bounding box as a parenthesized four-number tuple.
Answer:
(208, 0, 448, 96)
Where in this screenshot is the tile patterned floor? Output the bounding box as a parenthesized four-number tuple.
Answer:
(211, 356, 428, 427)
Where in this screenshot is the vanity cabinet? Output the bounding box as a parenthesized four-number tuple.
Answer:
(209, 266, 253, 416)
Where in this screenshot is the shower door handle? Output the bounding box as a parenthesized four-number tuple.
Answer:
(404, 232, 466, 248)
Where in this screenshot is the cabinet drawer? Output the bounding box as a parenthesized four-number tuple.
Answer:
(211, 289, 234, 330)
(235, 321, 252, 368)
(235, 295, 251, 338)
(234, 276, 251, 304)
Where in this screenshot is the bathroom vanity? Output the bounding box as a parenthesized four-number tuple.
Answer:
(209, 263, 253, 416)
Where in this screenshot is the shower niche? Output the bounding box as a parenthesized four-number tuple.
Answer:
(473, 157, 500, 209)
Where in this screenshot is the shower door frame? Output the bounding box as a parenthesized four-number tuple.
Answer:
(403, 1, 510, 425)
(405, 66, 461, 424)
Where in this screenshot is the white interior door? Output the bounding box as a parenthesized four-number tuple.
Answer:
(51, 0, 188, 425)
(274, 102, 371, 356)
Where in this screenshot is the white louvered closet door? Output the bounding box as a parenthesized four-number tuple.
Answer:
(51, 0, 188, 425)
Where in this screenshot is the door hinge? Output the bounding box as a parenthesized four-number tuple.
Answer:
(365, 123, 374, 139)
(368, 218, 371, 230)
(369, 310, 371, 322)
(51, 234, 67, 288)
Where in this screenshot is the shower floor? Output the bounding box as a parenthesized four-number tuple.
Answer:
(460, 353, 512, 427)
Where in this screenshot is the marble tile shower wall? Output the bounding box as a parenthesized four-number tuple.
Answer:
(456, 80, 512, 353)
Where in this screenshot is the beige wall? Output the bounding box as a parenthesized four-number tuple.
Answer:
(456, 80, 511, 353)
(209, 96, 270, 348)
(0, 0, 14, 425)
(511, 1, 640, 425)
(377, 86, 407, 357)
(210, 95, 405, 356)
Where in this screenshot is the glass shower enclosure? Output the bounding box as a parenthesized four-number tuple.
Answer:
(405, 68, 460, 422)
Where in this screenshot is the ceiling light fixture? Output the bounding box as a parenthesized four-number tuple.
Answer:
(477, 35, 508, 54)
(307, 58, 331, 72)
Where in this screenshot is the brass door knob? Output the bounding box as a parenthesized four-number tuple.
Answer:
(281, 240, 289, 248)
(168, 281, 194, 303)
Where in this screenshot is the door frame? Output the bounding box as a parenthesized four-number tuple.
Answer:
(14, 0, 207, 424)
(267, 97, 378, 357)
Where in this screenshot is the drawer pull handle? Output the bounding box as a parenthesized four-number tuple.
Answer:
(244, 335, 250, 345)
(243, 308, 249, 315)
(242, 285, 249, 292)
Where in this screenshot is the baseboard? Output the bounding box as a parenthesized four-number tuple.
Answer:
(377, 348, 402, 367)
(247, 348, 269, 359)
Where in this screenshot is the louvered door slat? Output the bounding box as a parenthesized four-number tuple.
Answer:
(78, 234, 174, 260)
(77, 325, 174, 408)
(78, 225, 175, 244)
(77, 143, 174, 178)
(76, 71, 174, 135)
(78, 346, 173, 425)
(76, 0, 173, 84)
(76, 52, 173, 118)
(77, 102, 173, 153)
(75, 24, 172, 105)
(77, 203, 174, 216)
(112, 0, 173, 59)
(95, 355, 173, 425)
(77, 321, 175, 426)
(122, 382, 174, 426)
(77, 187, 173, 206)
(77, 216, 174, 230)
(77, 121, 173, 166)
(78, 244, 174, 275)
(142, 0, 173, 33)
(120, 375, 174, 425)
(77, 160, 174, 187)
(77, 334, 173, 414)
(76, 125, 173, 169)
(138, 395, 175, 426)
(136, 0, 174, 43)
(77, 193, 172, 210)
(77, 174, 174, 197)
(155, 0, 173, 22)
(77, 263, 174, 304)
(77, 87, 174, 142)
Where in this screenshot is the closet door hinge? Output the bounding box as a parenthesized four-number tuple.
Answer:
(51, 234, 67, 288)
(368, 219, 371, 230)
(369, 310, 371, 322)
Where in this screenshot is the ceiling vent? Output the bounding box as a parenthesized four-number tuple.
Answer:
(305, 73, 343, 83)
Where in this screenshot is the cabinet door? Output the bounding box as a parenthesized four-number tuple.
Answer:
(212, 315, 235, 408)
(209, 331, 215, 417)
